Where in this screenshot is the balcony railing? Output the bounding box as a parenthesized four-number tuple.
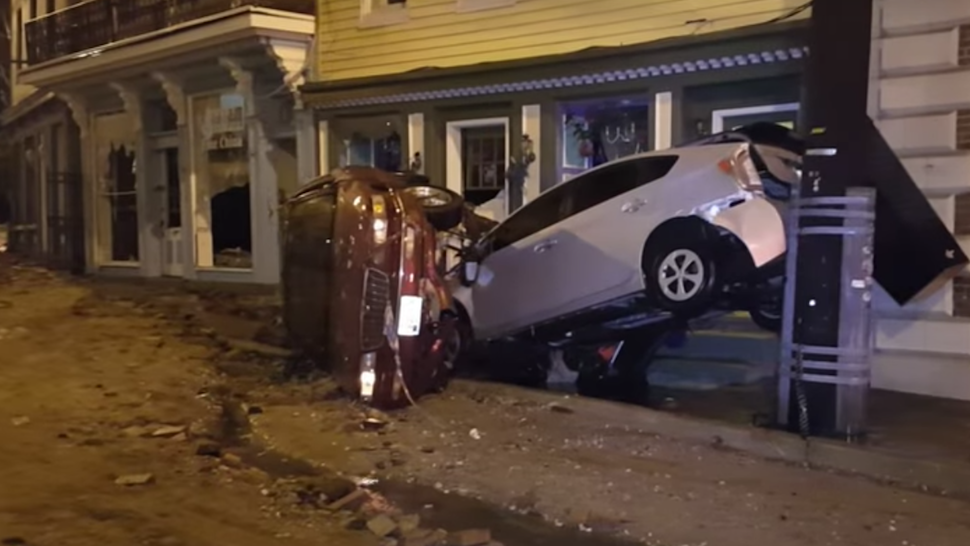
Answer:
(24, 0, 313, 65)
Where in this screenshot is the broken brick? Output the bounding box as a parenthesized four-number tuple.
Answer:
(327, 488, 370, 512)
(366, 514, 398, 537)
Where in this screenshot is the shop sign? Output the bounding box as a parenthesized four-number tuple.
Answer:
(203, 105, 246, 151)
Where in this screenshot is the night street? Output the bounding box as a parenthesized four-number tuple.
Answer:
(3, 257, 970, 546)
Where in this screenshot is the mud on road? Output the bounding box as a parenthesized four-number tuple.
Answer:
(2, 258, 970, 546)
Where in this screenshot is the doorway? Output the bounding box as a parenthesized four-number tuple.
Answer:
(157, 146, 183, 277)
(445, 117, 510, 220)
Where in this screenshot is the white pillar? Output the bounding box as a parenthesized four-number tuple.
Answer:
(59, 92, 95, 275)
(221, 57, 281, 284)
(295, 105, 318, 185)
(407, 112, 425, 173)
(318, 119, 330, 175)
(653, 91, 673, 151)
(521, 104, 541, 204)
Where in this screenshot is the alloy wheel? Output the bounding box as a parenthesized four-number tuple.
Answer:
(658, 249, 705, 302)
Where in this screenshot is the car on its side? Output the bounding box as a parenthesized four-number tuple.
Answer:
(281, 168, 471, 409)
(450, 123, 802, 355)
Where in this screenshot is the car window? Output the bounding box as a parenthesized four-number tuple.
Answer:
(566, 156, 679, 217)
(490, 186, 568, 253)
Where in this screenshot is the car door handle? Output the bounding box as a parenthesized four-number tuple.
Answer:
(533, 240, 557, 253)
(621, 198, 646, 213)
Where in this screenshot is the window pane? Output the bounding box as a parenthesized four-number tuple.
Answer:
(568, 156, 678, 217)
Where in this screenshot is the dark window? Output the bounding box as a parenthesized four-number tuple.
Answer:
(45, 0, 55, 16)
(164, 148, 181, 228)
(387, 0, 406, 4)
(565, 155, 678, 217)
(489, 186, 568, 253)
(461, 125, 506, 205)
(28, 0, 37, 20)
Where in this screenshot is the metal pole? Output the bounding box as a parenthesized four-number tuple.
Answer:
(779, 0, 874, 437)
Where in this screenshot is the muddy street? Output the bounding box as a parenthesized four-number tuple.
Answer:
(2, 259, 970, 546)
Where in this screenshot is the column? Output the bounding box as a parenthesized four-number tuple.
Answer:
(653, 91, 673, 151)
(111, 81, 159, 277)
(295, 104, 318, 185)
(221, 57, 281, 285)
(521, 105, 541, 204)
(317, 119, 330, 176)
(407, 113, 425, 174)
(58, 92, 95, 275)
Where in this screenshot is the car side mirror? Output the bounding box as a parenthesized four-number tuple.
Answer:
(461, 261, 480, 287)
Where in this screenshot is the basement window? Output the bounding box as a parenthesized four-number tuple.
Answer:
(359, 0, 409, 28)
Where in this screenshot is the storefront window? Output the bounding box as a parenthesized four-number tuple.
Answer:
(93, 113, 139, 263)
(192, 92, 252, 269)
(558, 97, 650, 182)
(332, 115, 404, 172)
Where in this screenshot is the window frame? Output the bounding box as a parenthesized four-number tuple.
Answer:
(359, 0, 409, 28)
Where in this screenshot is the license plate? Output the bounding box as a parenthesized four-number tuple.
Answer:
(397, 295, 423, 337)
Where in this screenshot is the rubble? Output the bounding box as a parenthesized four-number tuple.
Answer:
(115, 473, 155, 486)
(151, 425, 187, 438)
(327, 489, 371, 512)
(10, 416, 30, 427)
(195, 441, 222, 457)
(366, 514, 398, 537)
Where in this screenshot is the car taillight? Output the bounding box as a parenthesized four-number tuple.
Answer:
(720, 145, 762, 192)
(372, 195, 388, 245)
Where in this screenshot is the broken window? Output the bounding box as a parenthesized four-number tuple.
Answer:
(93, 112, 140, 263)
(191, 92, 252, 269)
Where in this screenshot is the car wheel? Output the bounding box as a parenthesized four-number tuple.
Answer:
(644, 239, 719, 317)
(749, 302, 782, 333)
(402, 184, 465, 231)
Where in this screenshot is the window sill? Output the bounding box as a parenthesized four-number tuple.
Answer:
(359, 6, 409, 29)
(456, 0, 516, 13)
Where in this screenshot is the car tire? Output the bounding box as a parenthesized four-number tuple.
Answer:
(643, 237, 720, 318)
(749, 302, 782, 333)
(402, 184, 465, 231)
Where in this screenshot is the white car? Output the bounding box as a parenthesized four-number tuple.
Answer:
(451, 124, 801, 347)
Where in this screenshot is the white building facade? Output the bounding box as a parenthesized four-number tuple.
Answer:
(10, 0, 319, 284)
(869, 0, 970, 399)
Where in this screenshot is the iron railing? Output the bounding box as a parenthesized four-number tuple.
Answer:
(24, 0, 313, 65)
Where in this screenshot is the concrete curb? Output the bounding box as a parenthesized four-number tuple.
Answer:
(457, 380, 970, 500)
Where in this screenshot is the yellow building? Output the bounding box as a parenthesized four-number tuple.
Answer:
(303, 0, 810, 215)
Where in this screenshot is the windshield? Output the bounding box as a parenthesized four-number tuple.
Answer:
(282, 186, 337, 357)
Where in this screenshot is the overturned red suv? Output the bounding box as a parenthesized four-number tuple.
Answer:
(281, 168, 492, 409)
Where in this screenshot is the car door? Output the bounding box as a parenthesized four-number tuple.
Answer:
(540, 156, 680, 317)
(469, 187, 568, 339)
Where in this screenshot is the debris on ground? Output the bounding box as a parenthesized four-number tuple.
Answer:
(115, 473, 155, 486)
(468, 428, 481, 440)
(327, 489, 371, 512)
(195, 441, 222, 457)
(366, 514, 398, 537)
(10, 416, 30, 427)
(151, 425, 187, 438)
(548, 403, 574, 415)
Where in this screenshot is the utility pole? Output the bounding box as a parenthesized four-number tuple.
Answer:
(785, 0, 874, 437)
